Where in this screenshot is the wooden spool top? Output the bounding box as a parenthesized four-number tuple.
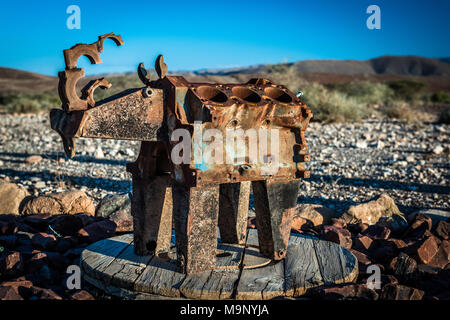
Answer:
(81, 229, 358, 300)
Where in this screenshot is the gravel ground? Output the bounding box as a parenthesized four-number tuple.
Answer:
(0, 114, 448, 214)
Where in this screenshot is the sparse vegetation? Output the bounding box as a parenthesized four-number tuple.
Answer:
(1, 67, 448, 124)
(0, 93, 59, 113)
(299, 82, 369, 123)
(431, 91, 450, 103)
(386, 79, 428, 101)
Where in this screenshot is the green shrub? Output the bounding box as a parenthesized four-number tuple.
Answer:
(438, 107, 450, 124)
(326, 81, 395, 104)
(387, 79, 427, 101)
(301, 82, 369, 123)
(0, 93, 59, 113)
(431, 91, 450, 103)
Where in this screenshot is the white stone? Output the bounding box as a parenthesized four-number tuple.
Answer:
(35, 181, 46, 189)
(125, 148, 135, 157)
(94, 147, 104, 159)
(432, 145, 444, 154)
(356, 140, 368, 148)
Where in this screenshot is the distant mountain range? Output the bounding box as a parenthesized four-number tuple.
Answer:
(1, 55, 449, 95)
(194, 56, 450, 76)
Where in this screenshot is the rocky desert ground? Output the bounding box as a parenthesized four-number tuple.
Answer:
(0, 114, 449, 300)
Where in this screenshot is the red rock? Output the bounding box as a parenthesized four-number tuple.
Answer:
(56, 236, 78, 253)
(386, 238, 407, 250)
(350, 249, 372, 272)
(0, 278, 33, 299)
(434, 221, 449, 240)
(350, 249, 372, 266)
(352, 236, 374, 252)
(389, 253, 417, 279)
(380, 284, 424, 300)
(294, 219, 319, 236)
(0, 235, 18, 250)
(26, 251, 48, 273)
(311, 283, 378, 300)
(348, 222, 369, 235)
(0, 278, 33, 288)
(0, 220, 18, 235)
(428, 240, 449, 269)
(372, 245, 397, 263)
(70, 290, 95, 300)
(414, 236, 439, 265)
(0, 251, 24, 277)
(362, 225, 391, 240)
(0, 286, 23, 300)
(31, 232, 57, 251)
(50, 215, 84, 236)
(25, 286, 62, 300)
(45, 252, 69, 271)
(322, 225, 352, 249)
(77, 220, 116, 243)
(405, 213, 432, 238)
(330, 218, 347, 229)
(380, 275, 399, 286)
(23, 215, 52, 231)
(25, 262, 58, 287)
(416, 264, 441, 277)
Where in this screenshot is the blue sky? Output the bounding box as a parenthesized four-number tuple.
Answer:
(0, 0, 449, 76)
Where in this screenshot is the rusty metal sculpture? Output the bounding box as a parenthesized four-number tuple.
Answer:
(50, 33, 313, 274)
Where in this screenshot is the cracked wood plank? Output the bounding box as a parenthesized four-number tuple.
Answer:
(179, 269, 240, 299)
(134, 252, 185, 298)
(81, 234, 133, 280)
(81, 232, 358, 300)
(284, 233, 323, 297)
(235, 229, 285, 300)
(313, 238, 358, 285)
(107, 242, 153, 290)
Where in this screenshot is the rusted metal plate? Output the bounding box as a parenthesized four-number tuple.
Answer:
(131, 174, 173, 256)
(218, 181, 251, 245)
(252, 179, 301, 260)
(172, 184, 219, 274)
(77, 88, 164, 141)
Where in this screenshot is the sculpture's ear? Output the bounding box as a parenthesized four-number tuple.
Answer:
(155, 54, 168, 79)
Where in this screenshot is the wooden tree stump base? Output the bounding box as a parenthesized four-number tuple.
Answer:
(80, 229, 358, 300)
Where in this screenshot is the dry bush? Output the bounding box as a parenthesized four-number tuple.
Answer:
(381, 100, 417, 121)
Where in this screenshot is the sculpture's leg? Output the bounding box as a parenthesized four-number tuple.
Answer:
(218, 181, 251, 245)
(131, 174, 173, 256)
(172, 184, 219, 274)
(252, 179, 300, 260)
